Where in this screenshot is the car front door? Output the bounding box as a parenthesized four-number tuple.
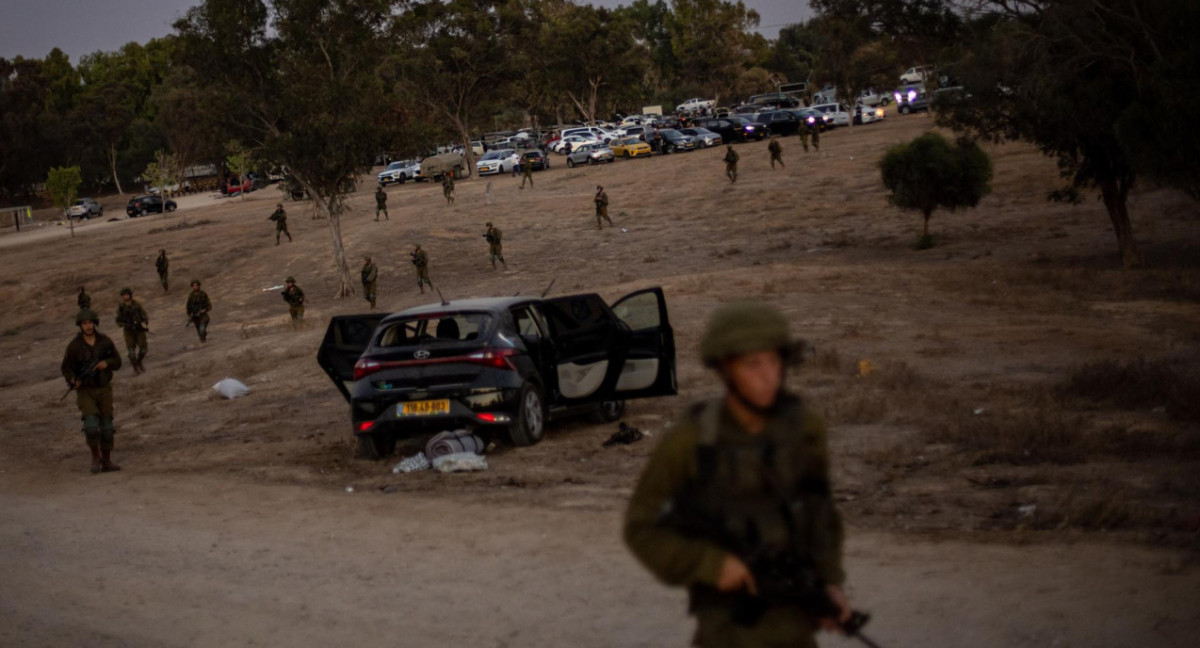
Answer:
(609, 287, 677, 399)
(317, 314, 387, 402)
(540, 293, 626, 405)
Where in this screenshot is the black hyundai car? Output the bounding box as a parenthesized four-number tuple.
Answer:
(318, 288, 677, 458)
(126, 194, 177, 217)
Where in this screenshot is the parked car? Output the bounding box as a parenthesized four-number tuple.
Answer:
(562, 126, 616, 144)
(221, 175, 253, 196)
(900, 65, 935, 84)
(692, 116, 768, 143)
(677, 127, 722, 148)
(853, 104, 886, 125)
(753, 111, 804, 136)
(729, 115, 769, 141)
(67, 198, 103, 220)
(552, 134, 600, 154)
(126, 194, 177, 217)
(316, 289, 678, 456)
(378, 159, 421, 185)
(611, 137, 652, 158)
(858, 88, 891, 107)
(894, 88, 930, 114)
(658, 129, 698, 153)
(477, 149, 521, 175)
(519, 149, 550, 171)
(676, 97, 715, 113)
(786, 108, 833, 131)
(565, 143, 615, 167)
(809, 103, 851, 127)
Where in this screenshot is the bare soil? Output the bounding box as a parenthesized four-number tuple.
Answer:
(2, 109, 1198, 646)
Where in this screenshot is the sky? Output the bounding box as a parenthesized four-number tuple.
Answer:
(0, 0, 812, 62)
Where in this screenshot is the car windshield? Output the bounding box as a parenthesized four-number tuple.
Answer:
(621, 138, 640, 146)
(480, 151, 504, 161)
(376, 313, 492, 347)
(385, 162, 402, 170)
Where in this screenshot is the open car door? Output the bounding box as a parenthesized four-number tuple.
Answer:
(609, 287, 677, 399)
(316, 314, 386, 402)
(540, 293, 627, 405)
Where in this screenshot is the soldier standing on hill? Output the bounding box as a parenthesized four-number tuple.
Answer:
(268, 203, 293, 245)
(362, 256, 379, 309)
(520, 155, 534, 189)
(484, 221, 506, 270)
(115, 288, 149, 375)
(594, 185, 614, 230)
(768, 136, 784, 169)
(442, 172, 456, 205)
(77, 286, 91, 311)
(61, 309, 123, 474)
(375, 184, 389, 221)
(155, 249, 169, 291)
(411, 243, 432, 294)
(810, 119, 821, 152)
(723, 145, 740, 183)
(282, 277, 305, 324)
(186, 279, 212, 343)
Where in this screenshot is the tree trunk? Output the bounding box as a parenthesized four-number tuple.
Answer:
(299, 178, 354, 298)
(922, 209, 931, 236)
(1098, 175, 1143, 269)
(109, 143, 124, 195)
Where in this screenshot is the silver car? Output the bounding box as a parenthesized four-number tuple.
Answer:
(678, 127, 722, 148)
(565, 144, 615, 168)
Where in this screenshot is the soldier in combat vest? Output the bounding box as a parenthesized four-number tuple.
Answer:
(186, 279, 212, 343)
(361, 256, 379, 309)
(115, 287, 150, 375)
(60, 309, 123, 474)
(625, 301, 852, 648)
(155, 249, 169, 291)
(282, 276, 306, 324)
(484, 221, 506, 270)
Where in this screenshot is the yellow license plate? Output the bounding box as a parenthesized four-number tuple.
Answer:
(400, 400, 450, 416)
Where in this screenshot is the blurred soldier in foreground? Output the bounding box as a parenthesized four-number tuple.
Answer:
(442, 172, 455, 205)
(61, 309, 122, 474)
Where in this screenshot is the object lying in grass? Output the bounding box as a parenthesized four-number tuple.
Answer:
(432, 452, 488, 472)
(212, 378, 250, 399)
(602, 422, 643, 447)
(426, 430, 485, 459)
(393, 452, 431, 473)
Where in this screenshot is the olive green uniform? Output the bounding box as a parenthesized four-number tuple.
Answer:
(375, 187, 388, 221)
(624, 396, 844, 648)
(594, 188, 613, 229)
(810, 122, 820, 151)
(77, 290, 91, 311)
(485, 226, 506, 268)
(442, 175, 455, 204)
(186, 289, 212, 343)
(155, 252, 169, 291)
(412, 248, 432, 290)
(115, 299, 149, 368)
(60, 331, 122, 451)
(520, 159, 534, 188)
(799, 125, 811, 153)
(282, 284, 305, 322)
(361, 260, 378, 308)
(768, 138, 784, 169)
(724, 148, 740, 183)
(269, 207, 292, 244)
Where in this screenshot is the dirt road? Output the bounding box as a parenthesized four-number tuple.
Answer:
(2, 466, 1196, 648)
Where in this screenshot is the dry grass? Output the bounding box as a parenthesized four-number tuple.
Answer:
(1060, 357, 1200, 422)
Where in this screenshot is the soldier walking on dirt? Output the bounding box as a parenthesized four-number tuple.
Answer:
(61, 309, 123, 474)
(723, 145, 740, 183)
(810, 119, 821, 152)
(115, 288, 149, 375)
(186, 279, 212, 343)
(375, 185, 389, 221)
(799, 120, 812, 153)
(155, 249, 169, 291)
(362, 256, 379, 309)
(282, 277, 305, 324)
(411, 243, 432, 294)
(594, 185, 614, 229)
(484, 222, 506, 270)
(624, 301, 852, 648)
(520, 156, 534, 189)
(77, 286, 91, 311)
(768, 136, 784, 169)
(268, 203, 293, 245)
(442, 173, 455, 205)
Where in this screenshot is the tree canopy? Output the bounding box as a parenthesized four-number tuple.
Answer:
(879, 132, 992, 244)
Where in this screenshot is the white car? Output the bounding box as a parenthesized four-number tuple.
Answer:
(67, 197, 103, 220)
(476, 149, 520, 175)
(551, 135, 599, 154)
(676, 97, 714, 113)
(378, 159, 421, 185)
(562, 126, 615, 143)
(809, 102, 851, 127)
(854, 104, 885, 125)
(900, 66, 935, 84)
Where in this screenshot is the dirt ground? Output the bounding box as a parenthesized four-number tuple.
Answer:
(2, 109, 1198, 646)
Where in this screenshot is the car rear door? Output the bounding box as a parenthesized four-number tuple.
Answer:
(609, 288, 677, 399)
(317, 314, 386, 402)
(539, 293, 627, 405)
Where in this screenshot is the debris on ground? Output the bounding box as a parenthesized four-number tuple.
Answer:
(212, 378, 249, 399)
(432, 452, 488, 472)
(426, 430, 485, 459)
(392, 452, 431, 473)
(602, 422, 644, 447)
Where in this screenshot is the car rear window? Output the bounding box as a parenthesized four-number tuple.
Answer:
(376, 313, 491, 347)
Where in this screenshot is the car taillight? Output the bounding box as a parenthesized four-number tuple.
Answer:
(466, 348, 518, 370)
(358, 421, 375, 432)
(354, 358, 382, 381)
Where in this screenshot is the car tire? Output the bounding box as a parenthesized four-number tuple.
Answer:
(900, 105, 910, 114)
(166, 203, 176, 213)
(508, 382, 546, 447)
(355, 431, 396, 460)
(566, 158, 575, 168)
(398, 175, 407, 185)
(592, 399, 626, 423)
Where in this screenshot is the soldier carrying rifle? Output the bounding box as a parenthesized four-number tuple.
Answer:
(60, 309, 123, 474)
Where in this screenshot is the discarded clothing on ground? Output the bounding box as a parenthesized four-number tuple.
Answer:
(212, 378, 250, 399)
(602, 422, 643, 447)
(392, 452, 431, 474)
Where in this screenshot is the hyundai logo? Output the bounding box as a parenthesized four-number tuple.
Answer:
(413, 350, 431, 360)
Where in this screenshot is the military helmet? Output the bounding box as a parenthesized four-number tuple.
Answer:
(120, 287, 132, 296)
(75, 309, 100, 325)
(414, 243, 422, 249)
(485, 221, 493, 227)
(699, 301, 805, 367)
(285, 276, 296, 283)
(191, 279, 201, 287)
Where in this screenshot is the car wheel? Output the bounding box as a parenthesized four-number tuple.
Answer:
(900, 105, 910, 114)
(398, 175, 406, 185)
(166, 203, 176, 213)
(508, 382, 546, 447)
(592, 399, 626, 423)
(566, 158, 575, 168)
(355, 431, 396, 460)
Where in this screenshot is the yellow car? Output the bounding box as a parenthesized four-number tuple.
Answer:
(611, 137, 652, 159)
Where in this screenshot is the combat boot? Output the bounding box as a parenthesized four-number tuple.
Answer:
(101, 450, 121, 473)
(88, 443, 102, 474)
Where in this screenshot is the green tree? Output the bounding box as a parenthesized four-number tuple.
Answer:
(143, 149, 182, 197)
(224, 140, 253, 200)
(45, 165, 83, 237)
(667, 0, 762, 103)
(879, 132, 991, 247)
(540, 3, 643, 125)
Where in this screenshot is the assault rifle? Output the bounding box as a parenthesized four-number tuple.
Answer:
(60, 346, 113, 402)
